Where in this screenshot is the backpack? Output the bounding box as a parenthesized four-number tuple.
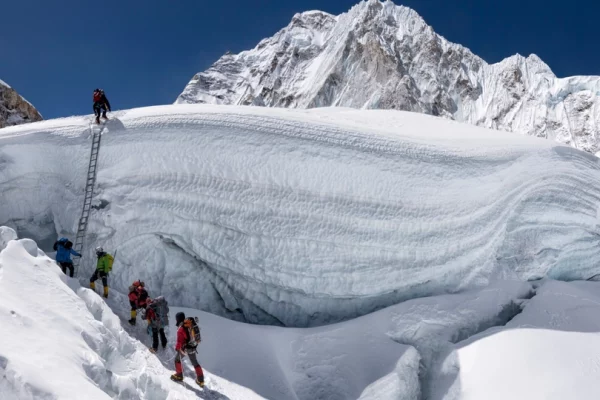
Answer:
(104, 253, 114, 271)
(183, 317, 201, 348)
(93, 90, 103, 102)
(149, 296, 169, 327)
(53, 238, 72, 251)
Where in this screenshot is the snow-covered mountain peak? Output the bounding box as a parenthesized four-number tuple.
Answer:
(289, 10, 335, 27)
(279, 10, 336, 48)
(524, 53, 553, 74)
(494, 53, 554, 81)
(326, 0, 432, 44)
(177, 0, 600, 154)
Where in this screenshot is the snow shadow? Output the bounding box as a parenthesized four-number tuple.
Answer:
(427, 279, 600, 400)
(103, 117, 126, 132)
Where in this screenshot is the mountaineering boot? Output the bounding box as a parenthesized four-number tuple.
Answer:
(95, 116, 100, 124)
(170, 373, 183, 382)
(102, 114, 108, 120)
(103, 286, 109, 298)
(90, 282, 96, 291)
(149, 348, 157, 354)
(128, 310, 137, 325)
(195, 366, 204, 387)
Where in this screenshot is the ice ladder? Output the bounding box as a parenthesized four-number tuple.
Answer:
(73, 124, 104, 277)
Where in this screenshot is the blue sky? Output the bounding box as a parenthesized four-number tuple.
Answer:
(2, 0, 597, 119)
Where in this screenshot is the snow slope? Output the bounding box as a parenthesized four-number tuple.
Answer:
(1, 105, 600, 328)
(435, 280, 600, 400)
(168, 280, 532, 400)
(4, 223, 600, 400)
(85, 244, 534, 400)
(0, 227, 261, 400)
(177, 0, 600, 154)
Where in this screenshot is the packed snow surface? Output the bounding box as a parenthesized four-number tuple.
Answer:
(441, 280, 600, 400)
(165, 280, 532, 400)
(1, 105, 600, 327)
(0, 227, 260, 400)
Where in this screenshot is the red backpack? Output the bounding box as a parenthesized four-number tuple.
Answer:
(93, 90, 103, 102)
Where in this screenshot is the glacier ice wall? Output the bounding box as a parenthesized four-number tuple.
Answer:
(1, 105, 600, 327)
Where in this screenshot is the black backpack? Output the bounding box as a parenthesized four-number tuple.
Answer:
(53, 239, 73, 251)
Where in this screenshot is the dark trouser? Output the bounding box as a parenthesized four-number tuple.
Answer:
(90, 269, 108, 286)
(93, 102, 107, 118)
(129, 301, 137, 311)
(59, 262, 74, 277)
(175, 348, 204, 380)
(151, 327, 168, 349)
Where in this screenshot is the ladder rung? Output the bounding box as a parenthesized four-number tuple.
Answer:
(73, 125, 102, 279)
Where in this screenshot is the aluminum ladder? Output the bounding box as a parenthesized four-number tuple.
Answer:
(73, 124, 104, 277)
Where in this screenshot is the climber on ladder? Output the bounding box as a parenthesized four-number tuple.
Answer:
(93, 88, 111, 124)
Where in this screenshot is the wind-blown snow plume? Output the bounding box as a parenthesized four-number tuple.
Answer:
(1, 105, 600, 328)
(177, 0, 600, 154)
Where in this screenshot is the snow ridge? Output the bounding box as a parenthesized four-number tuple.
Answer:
(177, 0, 600, 154)
(0, 230, 195, 399)
(0, 227, 260, 400)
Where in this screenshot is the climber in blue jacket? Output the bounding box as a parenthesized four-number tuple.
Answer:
(53, 238, 81, 277)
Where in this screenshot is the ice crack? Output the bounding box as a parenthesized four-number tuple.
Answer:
(388, 284, 537, 400)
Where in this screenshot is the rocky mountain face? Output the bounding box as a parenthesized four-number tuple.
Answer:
(177, 0, 600, 154)
(0, 80, 43, 128)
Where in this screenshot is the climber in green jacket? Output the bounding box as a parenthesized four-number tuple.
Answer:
(89, 247, 114, 298)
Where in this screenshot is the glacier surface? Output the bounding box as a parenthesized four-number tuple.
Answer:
(1, 105, 600, 327)
(4, 225, 600, 400)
